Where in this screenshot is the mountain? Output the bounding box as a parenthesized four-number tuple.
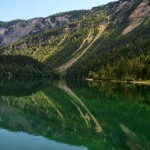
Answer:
(0, 10, 89, 46)
(0, 0, 150, 80)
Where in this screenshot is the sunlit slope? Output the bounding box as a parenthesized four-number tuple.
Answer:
(0, 0, 150, 78)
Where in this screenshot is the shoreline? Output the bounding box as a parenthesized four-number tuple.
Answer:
(85, 78, 150, 85)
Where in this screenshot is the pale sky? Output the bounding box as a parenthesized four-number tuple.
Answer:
(1, 0, 115, 21)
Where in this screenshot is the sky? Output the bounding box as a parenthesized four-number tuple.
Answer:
(0, 0, 115, 22)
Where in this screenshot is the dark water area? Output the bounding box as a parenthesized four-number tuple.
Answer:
(0, 78, 150, 150)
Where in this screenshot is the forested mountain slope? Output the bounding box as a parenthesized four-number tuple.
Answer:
(0, 10, 89, 46)
(0, 0, 150, 80)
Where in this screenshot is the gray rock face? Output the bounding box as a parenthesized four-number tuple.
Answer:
(0, 0, 149, 47)
(0, 10, 88, 47)
(0, 17, 69, 46)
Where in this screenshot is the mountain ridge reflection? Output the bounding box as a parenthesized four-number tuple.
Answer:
(0, 78, 150, 150)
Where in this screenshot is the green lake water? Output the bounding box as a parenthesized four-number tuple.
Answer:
(0, 78, 150, 150)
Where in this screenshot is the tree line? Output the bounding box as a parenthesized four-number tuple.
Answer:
(0, 55, 54, 77)
(88, 55, 150, 80)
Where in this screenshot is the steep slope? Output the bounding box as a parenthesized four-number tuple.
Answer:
(123, 0, 150, 35)
(69, 17, 150, 79)
(0, 9, 109, 67)
(57, 25, 107, 73)
(0, 0, 150, 79)
(0, 10, 89, 46)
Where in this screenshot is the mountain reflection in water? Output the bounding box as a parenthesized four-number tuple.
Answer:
(0, 78, 150, 150)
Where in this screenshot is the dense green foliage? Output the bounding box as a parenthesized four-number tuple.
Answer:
(88, 55, 150, 80)
(0, 0, 149, 80)
(67, 18, 150, 80)
(0, 55, 53, 77)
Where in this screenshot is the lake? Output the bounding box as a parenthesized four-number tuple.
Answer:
(0, 78, 150, 150)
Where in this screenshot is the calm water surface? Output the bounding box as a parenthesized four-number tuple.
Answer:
(0, 78, 150, 150)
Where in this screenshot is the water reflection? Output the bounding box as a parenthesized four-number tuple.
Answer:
(0, 129, 87, 150)
(0, 78, 150, 150)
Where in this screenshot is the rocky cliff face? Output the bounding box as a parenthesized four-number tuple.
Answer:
(0, 10, 89, 46)
(0, 0, 149, 48)
(1, 0, 149, 48)
(129, 0, 150, 20)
